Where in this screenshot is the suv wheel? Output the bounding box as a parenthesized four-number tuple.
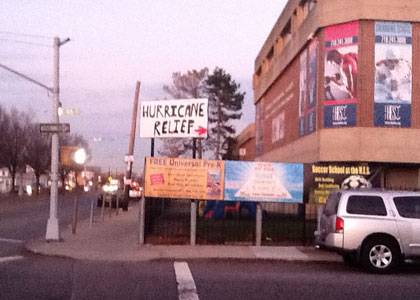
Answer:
(361, 238, 400, 273)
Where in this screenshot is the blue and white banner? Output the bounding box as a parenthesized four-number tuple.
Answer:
(374, 22, 412, 127)
(224, 161, 304, 203)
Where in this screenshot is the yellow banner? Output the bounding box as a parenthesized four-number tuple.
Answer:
(144, 157, 224, 200)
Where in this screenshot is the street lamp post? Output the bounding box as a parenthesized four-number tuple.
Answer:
(46, 36, 70, 241)
(0, 36, 69, 241)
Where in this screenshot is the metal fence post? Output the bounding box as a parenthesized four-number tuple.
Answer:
(139, 196, 145, 245)
(256, 203, 262, 246)
(190, 200, 197, 246)
(71, 196, 79, 234)
(89, 197, 94, 228)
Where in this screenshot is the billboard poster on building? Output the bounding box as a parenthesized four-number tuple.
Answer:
(224, 161, 304, 203)
(271, 111, 285, 143)
(304, 163, 379, 204)
(374, 22, 412, 127)
(255, 101, 264, 156)
(139, 98, 208, 138)
(299, 49, 308, 136)
(307, 39, 318, 134)
(144, 157, 224, 200)
(299, 39, 318, 136)
(324, 21, 358, 128)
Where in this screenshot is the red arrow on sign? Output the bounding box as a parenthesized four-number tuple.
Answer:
(195, 126, 207, 136)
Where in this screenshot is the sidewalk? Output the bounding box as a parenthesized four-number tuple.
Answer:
(25, 201, 341, 263)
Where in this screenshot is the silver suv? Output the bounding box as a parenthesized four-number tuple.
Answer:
(315, 189, 420, 273)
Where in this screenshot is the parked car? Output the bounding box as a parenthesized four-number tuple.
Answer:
(315, 189, 420, 273)
(97, 180, 128, 211)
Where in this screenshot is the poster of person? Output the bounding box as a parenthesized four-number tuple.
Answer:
(308, 39, 318, 108)
(307, 39, 318, 134)
(299, 39, 318, 136)
(224, 161, 303, 203)
(324, 21, 358, 127)
(299, 49, 307, 136)
(374, 21, 412, 127)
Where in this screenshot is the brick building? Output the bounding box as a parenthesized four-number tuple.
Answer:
(253, 0, 420, 198)
(236, 123, 256, 161)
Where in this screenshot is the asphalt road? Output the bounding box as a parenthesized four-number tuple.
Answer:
(1, 193, 420, 300)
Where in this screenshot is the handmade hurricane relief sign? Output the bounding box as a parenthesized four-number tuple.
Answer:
(139, 98, 208, 138)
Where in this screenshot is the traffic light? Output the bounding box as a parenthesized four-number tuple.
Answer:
(60, 146, 79, 167)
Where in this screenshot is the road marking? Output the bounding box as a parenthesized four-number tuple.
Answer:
(174, 261, 199, 300)
(0, 256, 24, 263)
(0, 238, 24, 244)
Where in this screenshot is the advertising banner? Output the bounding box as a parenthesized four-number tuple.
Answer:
(271, 111, 285, 144)
(299, 49, 308, 136)
(374, 22, 412, 127)
(144, 157, 224, 200)
(224, 161, 304, 203)
(140, 98, 208, 138)
(324, 21, 358, 127)
(299, 39, 318, 136)
(307, 39, 318, 134)
(255, 101, 264, 156)
(304, 163, 378, 204)
(144, 158, 304, 203)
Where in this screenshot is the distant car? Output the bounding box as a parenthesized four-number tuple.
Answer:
(97, 182, 128, 211)
(315, 189, 420, 273)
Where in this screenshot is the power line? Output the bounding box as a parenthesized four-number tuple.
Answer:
(0, 31, 52, 40)
(0, 38, 51, 48)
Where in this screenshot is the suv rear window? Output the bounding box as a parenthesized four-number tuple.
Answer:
(393, 196, 420, 219)
(324, 192, 341, 216)
(346, 195, 387, 216)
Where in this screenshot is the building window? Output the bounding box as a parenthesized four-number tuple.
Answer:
(267, 46, 274, 61)
(281, 20, 292, 45)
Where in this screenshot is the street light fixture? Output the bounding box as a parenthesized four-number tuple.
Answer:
(0, 36, 70, 241)
(73, 148, 87, 165)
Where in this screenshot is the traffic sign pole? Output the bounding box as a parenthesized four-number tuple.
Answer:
(45, 37, 61, 241)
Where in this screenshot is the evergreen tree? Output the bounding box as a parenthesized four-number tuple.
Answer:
(206, 67, 245, 159)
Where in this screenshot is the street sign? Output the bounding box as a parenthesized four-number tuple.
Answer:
(124, 155, 134, 163)
(59, 107, 80, 116)
(40, 123, 70, 133)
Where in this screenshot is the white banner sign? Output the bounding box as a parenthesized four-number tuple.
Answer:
(140, 98, 208, 138)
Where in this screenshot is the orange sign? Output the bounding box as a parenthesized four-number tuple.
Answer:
(144, 157, 224, 200)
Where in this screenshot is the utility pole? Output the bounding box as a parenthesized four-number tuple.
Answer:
(0, 36, 69, 241)
(124, 81, 141, 203)
(45, 36, 70, 241)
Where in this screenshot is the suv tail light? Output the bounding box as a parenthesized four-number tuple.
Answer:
(335, 217, 344, 233)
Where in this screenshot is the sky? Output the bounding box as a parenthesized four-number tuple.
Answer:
(0, 0, 287, 174)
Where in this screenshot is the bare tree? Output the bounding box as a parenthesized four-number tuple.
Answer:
(1, 108, 31, 192)
(0, 105, 11, 168)
(159, 68, 209, 157)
